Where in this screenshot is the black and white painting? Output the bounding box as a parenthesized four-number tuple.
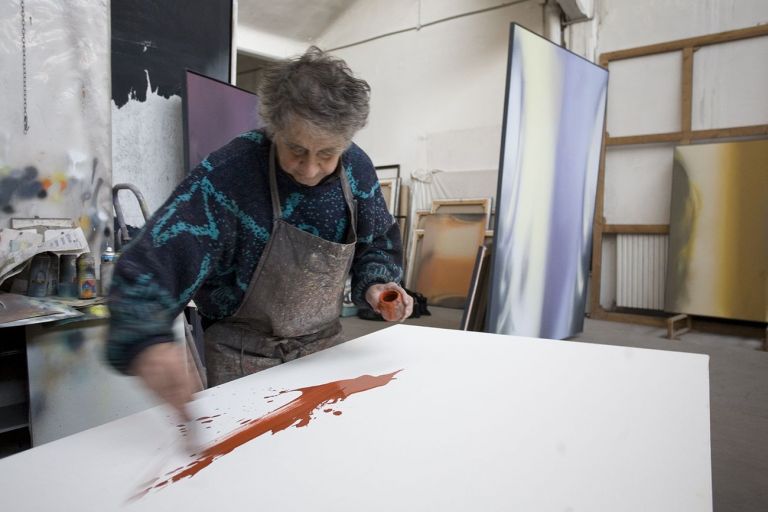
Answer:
(111, 0, 232, 227)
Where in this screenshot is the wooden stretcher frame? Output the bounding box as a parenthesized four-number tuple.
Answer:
(430, 198, 493, 229)
(408, 198, 493, 274)
(412, 197, 493, 276)
(589, 24, 768, 338)
(413, 209, 431, 230)
(405, 229, 425, 289)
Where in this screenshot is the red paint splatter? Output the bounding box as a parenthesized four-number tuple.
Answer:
(138, 370, 401, 497)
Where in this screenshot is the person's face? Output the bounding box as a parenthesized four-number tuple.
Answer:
(274, 122, 348, 186)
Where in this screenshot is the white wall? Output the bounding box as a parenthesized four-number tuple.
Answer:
(0, 0, 112, 256)
(317, 0, 545, 176)
(564, 0, 768, 309)
(237, 25, 308, 61)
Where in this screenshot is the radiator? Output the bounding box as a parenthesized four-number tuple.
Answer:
(616, 234, 668, 310)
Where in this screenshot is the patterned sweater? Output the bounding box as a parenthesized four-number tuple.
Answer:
(106, 130, 402, 373)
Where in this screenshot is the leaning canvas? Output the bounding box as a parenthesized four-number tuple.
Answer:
(412, 212, 488, 309)
(183, 70, 263, 173)
(665, 140, 768, 322)
(487, 24, 608, 339)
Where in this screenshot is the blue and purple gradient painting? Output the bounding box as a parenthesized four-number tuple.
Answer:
(183, 70, 263, 172)
(487, 24, 608, 340)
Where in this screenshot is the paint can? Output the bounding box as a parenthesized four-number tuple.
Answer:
(77, 253, 97, 299)
(58, 254, 78, 297)
(99, 246, 117, 296)
(27, 253, 53, 297)
(46, 254, 59, 296)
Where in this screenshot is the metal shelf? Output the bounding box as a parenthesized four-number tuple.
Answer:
(0, 403, 29, 435)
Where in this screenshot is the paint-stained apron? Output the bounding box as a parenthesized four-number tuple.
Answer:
(204, 144, 357, 386)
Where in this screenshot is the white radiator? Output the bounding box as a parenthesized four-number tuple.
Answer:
(616, 234, 668, 310)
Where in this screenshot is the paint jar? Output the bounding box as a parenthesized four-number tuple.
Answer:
(58, 254, 78, 297)
(99, 246, 117, 296)
(27, 253, 53, 297)
(378, 290, 404, 320)
(46, 254, 59, 296)
(77, 253, 97, 299)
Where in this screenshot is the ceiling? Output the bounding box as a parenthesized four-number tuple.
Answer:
(237, 0, 355, 42)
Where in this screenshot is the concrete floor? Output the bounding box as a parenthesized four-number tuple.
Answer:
(341, 307, 768, 511)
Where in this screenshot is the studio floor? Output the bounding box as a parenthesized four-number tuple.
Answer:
(341, 307, 768, 511)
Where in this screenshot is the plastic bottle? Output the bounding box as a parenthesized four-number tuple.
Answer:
(100, 247, 117, 295)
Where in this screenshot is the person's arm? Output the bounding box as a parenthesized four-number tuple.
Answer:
(360, 223, 413, 322)
(107, 165, 231, 416)
(345, 150, 413, 321)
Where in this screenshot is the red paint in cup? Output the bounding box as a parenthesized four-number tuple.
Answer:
(378, 290, 404, 320)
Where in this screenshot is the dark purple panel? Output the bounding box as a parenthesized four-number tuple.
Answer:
(184, 71, 264, 172)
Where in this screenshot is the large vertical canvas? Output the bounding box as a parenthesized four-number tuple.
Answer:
(487, 24, 608, 339)
(0, 1, 112, 255)
(665, 140, 768, 322)
(110, 0, 232, 227)
(183, 70, 262, 173)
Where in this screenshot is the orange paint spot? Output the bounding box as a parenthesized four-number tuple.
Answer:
(41, 178, 53, 190)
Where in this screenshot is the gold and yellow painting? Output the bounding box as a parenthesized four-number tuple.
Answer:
(665, 140, 768, 322)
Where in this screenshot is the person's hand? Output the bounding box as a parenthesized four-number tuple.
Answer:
(131, 342, 195, 422)
(365, 282, 414, 322)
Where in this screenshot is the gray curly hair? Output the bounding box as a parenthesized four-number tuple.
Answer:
(258, 46, 371, 142)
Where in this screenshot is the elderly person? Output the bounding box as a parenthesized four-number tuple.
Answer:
(106, 47, 411, 418)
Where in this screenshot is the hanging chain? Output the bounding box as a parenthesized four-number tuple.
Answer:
(20, 0, 29, 134)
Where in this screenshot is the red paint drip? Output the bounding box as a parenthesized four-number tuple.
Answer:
(140, 370, 402, 496)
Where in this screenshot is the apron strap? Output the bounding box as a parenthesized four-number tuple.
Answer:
(268, 142, 358, 237)
(268, 143, 283, 221)
(338, 159, 358, 236)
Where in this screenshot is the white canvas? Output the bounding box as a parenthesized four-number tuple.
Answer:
(0, 325, 712, 511)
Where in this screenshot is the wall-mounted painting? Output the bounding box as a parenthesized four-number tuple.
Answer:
(665, 140, 768, 322)
(110, 0, 233, 227)
(487, 24, 608, 340)
(183, 70, 262, 173)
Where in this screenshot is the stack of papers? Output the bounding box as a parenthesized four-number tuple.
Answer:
(0, 227, 89, 285)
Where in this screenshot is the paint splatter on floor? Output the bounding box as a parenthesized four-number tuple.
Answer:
(136, 370, 402, 499)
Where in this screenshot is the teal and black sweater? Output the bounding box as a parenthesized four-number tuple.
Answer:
(106, 130, 402, 373)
